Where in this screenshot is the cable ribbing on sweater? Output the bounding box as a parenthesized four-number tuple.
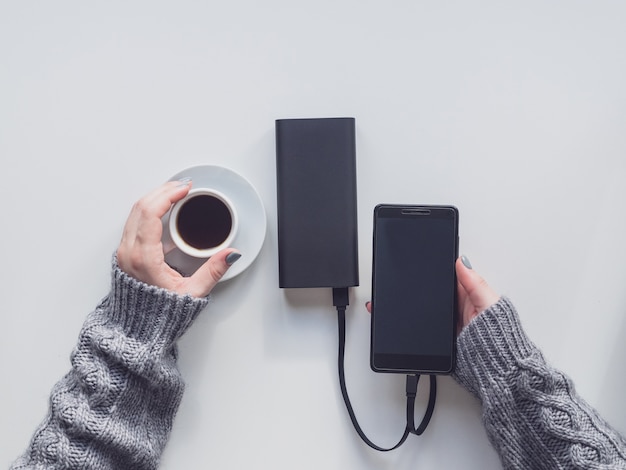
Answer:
(11, 259, 209, 470)
(454, 297, 626, 469)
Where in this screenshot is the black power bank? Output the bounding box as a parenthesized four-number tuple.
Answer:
(276, 117, 359, 288)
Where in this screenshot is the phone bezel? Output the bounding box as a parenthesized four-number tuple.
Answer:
(370, 204, 459, 375)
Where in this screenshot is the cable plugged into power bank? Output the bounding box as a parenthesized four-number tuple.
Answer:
(276, 117, 436, 451)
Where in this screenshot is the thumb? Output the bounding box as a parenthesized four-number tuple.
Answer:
(186, 249, 242, 297)
(455, 256, 499, 313)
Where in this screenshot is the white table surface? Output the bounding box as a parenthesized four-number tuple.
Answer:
(1, 2, 625, 469)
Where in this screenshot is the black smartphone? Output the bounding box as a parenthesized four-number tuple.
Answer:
(370, 204, 459, 374)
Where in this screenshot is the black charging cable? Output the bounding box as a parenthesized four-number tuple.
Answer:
(333, 287, 437, 451)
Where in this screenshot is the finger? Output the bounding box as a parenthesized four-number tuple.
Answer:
(184, 249, 241, 297)
(365, 301, 372, 313)
(456, 278, 473, 333)
(455, 256, 499, 313)
(127, 180, 192, 247)
(140, 179, 192, 220)
(121, 180, 190, 240)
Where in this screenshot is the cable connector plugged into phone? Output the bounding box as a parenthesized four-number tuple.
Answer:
(406, 374, 419, 398)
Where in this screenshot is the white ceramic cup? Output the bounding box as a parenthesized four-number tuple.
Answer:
(168, 188, 238, 258)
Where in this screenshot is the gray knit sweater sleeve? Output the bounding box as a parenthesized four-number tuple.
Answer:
(11, 259, 209, 470)
(453, 297, 626, 469)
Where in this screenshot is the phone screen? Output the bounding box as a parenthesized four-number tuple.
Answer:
(371, 205, 458, 374)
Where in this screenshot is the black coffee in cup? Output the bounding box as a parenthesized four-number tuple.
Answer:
(175, 194, 233, 250)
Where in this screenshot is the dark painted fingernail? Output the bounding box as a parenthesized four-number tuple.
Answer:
(461, 255, 472, 269)
(226, 252, 242, 266)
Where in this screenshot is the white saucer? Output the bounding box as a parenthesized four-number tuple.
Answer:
(162, 165, 266, 282)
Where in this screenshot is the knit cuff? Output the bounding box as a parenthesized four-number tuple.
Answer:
(99, 257, 210, 348)
(453, 297, 540, 398)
